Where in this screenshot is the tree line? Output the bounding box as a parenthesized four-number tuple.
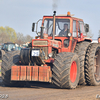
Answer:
(0, 26, 33, 44)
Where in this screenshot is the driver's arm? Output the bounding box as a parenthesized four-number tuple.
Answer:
(59, 30, 63, 36)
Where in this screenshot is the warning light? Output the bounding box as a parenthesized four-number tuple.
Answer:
(67, 12, 71, 17)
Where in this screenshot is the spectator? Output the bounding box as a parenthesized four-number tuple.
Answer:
(98, 37, 100, 43)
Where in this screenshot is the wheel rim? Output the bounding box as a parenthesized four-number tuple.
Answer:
(94, 50, 100, 81)
(70, 61, 77, 83)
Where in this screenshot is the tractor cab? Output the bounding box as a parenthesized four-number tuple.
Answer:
(32, 11, 90, 53)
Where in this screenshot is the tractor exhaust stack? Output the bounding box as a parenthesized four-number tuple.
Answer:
(53, 11, 56, 40)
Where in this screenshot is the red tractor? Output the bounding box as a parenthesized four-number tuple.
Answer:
(1, 11, 100, 89)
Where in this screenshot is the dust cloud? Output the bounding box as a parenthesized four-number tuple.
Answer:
(52, 0, 59, 11)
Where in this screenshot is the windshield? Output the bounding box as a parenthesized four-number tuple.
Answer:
(43, 19, 70, 36)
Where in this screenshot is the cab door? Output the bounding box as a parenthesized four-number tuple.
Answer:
(71, 20, 78, 52)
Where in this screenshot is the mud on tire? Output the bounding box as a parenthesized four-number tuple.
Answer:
(52, 52, 80, 89)
(85, 43, 100, 86)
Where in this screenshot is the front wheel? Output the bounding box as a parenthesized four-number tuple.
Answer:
(52, 52, 80, 89)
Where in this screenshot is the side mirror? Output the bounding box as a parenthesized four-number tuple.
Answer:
(85, 24, 89, 32)
(32, 23, 35, 32)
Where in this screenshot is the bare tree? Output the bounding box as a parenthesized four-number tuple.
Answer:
(86, 29, 93, 38)
(98, 30, 100, 37)
(16, 33, 33, 45)
(24, 35, 33, 43)
(16, 32, 25, 44)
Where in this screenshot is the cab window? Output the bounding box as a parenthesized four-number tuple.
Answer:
(73, 20, 77, 37)
(79, 21, 85, 36)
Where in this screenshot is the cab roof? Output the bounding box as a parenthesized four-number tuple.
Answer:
(43, 15, 83, 22)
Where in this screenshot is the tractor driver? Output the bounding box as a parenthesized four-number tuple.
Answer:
(59, 24, 69, 36)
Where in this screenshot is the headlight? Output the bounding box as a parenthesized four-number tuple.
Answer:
(48, 53, 52, 58)
(37, 32, 41, 36)
(68, 33, 72, 37)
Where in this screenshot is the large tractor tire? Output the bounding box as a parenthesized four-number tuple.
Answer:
(85, 43, 100, 85)
(52, 52, 80, 89)
(1, 51, 20, 86)
(0, 50, 5, 60)
(74, 41, 90, 85)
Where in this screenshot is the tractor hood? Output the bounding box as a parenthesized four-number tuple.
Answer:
(32, 39, 61, 49)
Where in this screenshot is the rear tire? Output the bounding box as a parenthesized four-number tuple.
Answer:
(1, 51, 21, 86)
(85, 43, 100, 85)
(0, 50, 5, 60)
(52, 52, 80, 89)
(74, 41, 90, 85)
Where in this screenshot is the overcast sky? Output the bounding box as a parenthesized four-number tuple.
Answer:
(0, 0, 100, 39)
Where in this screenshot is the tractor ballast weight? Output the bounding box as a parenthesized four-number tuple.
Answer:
(2, 11, 100, 89)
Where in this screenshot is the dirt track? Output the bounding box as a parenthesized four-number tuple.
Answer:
(0, 82, 100, 100)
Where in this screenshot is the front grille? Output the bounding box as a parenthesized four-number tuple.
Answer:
(33, 41, 48, 46)
(33, 41, 48, 60)
(34, 47, 48, 59)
